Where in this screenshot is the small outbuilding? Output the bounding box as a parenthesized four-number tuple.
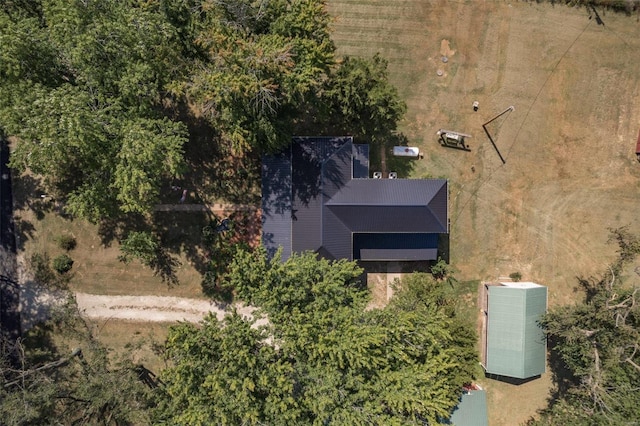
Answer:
(446, 386, 489, 426)
(481, 281, 547, 380)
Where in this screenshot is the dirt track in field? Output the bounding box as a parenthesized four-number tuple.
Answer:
(328, 1, 640, 424)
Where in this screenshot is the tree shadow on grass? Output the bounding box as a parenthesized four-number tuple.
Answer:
(13, 216, 36, 251)
(11, 173, 51, 219)
(146, 248, 182, 288)
(178, 114, 261, 206)
(153, 210, 210, 276)
(375, 132, 417, 178)
(11, 173, 50, 250)
(97, 213, 150, 248)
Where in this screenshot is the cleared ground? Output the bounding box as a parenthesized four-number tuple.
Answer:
(327, 0, 640, 424)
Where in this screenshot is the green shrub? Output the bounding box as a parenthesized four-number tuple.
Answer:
(55, 234, 77, 251)
(509, 271, 522, 282)
(30, 252, 55, 284)
(118, 231, 159, 266)
(53, 254, 74, 274)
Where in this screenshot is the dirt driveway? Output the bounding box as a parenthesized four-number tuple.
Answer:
(20, 283, 265, 330)
(74, 293, 264, 324)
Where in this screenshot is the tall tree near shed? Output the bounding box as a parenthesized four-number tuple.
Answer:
(530, 227, 640, 425)
(154, 249, 477, 424)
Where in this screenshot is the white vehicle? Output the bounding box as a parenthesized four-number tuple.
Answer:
(392, 146, 421, 157)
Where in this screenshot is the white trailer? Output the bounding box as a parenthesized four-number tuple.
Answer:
(392, 146, 421, 157)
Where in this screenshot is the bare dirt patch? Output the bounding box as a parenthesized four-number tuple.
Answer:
(74, 292, 263, 324)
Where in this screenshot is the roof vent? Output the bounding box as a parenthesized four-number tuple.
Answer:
(373, 171, 382, 179)
(389, 171, 398, 179)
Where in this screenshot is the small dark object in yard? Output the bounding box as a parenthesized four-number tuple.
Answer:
(473, 101, 479, 111)
(216, 218, 231, 233)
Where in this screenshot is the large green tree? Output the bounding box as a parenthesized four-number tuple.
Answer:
(1, 0, 407, 222)
(530, 227, 640, 425)
(323, 54, 406, 147)
(0, 1, 188, 221)
(174, 0, 336, 154)
(154, 249, 477, 425)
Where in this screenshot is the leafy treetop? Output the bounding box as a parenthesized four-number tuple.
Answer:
(155, 249, 478, 425)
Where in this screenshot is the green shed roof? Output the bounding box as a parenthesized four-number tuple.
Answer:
(448, 389, 489, 426)
(486, 282, 547, 379)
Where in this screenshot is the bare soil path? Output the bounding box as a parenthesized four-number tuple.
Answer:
(73, 292, 264, 324)
(20, 283, 266, 330)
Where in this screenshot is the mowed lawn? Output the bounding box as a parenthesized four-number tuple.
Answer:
(327, 1, 640, 425)
(14, 198, 208, 298)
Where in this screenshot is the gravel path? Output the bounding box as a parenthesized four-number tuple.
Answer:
(20, 282, 266, 330)
(74, 292, 265, 325)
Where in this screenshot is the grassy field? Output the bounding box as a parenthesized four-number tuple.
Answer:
(327, 0, 640, 424)
(12, 173, 262, 298)
(87, 319, 170, 374)
(13, 198, 208, 298)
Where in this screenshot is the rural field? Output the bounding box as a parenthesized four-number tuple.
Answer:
(327, 0, 640, 424)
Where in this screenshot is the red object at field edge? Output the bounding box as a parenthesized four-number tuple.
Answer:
(636, 129, 640, 162)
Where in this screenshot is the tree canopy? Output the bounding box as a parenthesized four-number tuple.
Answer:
(1, 0, 405, 223)
(0, 297, 152, 425)
(530, 227, 640, 425)
(154, 249, 477, 425)
(0, 1, 188, 220)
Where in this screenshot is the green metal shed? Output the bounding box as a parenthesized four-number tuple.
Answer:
(448, 389, 489, 426)
(485, 282, 547, 379)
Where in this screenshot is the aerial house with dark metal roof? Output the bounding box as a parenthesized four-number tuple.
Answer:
(261, 136, 448, 262)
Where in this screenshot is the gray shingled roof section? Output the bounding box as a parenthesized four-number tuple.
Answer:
(352, 144, 369, 178)
(327, 178, 448, 206)
(326, 179, 448, 233)
(322, 141, 352, 199)
(291, 137, 351, 253)
(321, 206, 352, 259)
(327, 205, 445, 233)
(261, 150, 292, 259)
(359, 248, 438, 261)
(319, 142, 354, 259)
